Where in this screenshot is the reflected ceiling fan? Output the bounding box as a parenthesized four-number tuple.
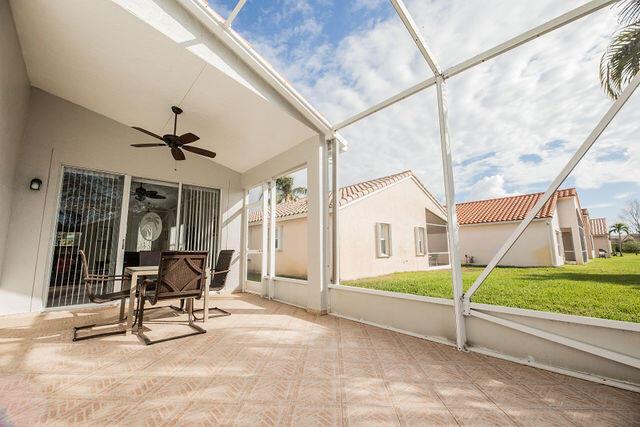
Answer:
(132, 185, 166, 202)
(130, 106, 216, 161)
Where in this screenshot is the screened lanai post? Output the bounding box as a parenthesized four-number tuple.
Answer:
(240, 189, 249, 292)
(330, 138, 340, 285)
(268, 180, 277, 298)
(261, 182, 269, 298)
(463, 72, 640, 312)
(436, 76, 467, 350)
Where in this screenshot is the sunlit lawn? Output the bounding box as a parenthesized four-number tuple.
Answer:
(343, 255, 640, 323)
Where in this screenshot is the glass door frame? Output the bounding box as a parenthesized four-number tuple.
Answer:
(44, 165, 222, 309)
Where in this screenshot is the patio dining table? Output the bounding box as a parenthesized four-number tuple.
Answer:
(124, 266, 211, 334)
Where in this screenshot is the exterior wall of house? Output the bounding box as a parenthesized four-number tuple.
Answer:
(0, 89, 244, 314)
(248, 217, 308, 279)
(459, 220, 554, 267)
(0, 0, 30, 282)
(557, 197, 587, 264)
(338, 177, 447, 281)
(582, 212, 596, 259)
(593, 235, 612, 257)
(248, 177, 447, 282)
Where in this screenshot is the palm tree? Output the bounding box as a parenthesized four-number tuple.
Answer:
(275, 176, 307, 203)
(600, 0, 640, 99)
(609, 222, 630, 256)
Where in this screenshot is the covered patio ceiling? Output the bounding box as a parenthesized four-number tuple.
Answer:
(10, 0, 318, 173)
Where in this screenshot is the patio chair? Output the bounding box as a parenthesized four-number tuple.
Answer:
(193, 249, 235, 320)
(135, 251, 207, 345)
(72, 250, 132, 341)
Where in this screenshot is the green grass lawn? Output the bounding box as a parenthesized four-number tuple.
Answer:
(343, 255, 640, 323)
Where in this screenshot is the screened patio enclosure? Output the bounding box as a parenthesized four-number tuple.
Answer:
(1, 0, 639, 397)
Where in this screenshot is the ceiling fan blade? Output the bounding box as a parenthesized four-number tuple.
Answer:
(147, 194, 166, 199)
(171, 146, 186, 161)
(132, 127, 164, 141)
(178, 132, 199, 145)
(183, 145, 216, 159)
(130, 143, 166, 147)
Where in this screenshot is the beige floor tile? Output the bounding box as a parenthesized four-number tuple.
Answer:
(345, 405, 401, 426)
(1, 293, 637, 426)
(230, 403, 290, 426)
(294, 378, 341, 403)
(288, 405, 342, 427)
(385, 380, 446, 407)
(449, 407, 516, 426)
(433, 383, 496, 409)
(396, 405, 458, 426)
(503, 408, 575, 426)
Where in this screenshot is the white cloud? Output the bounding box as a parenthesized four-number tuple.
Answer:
(235, 1, 639, 203)
(467, 175, 514, 200)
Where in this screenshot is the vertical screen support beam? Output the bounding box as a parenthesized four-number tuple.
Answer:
(331, 138, 340, 285)
(260, 182, 269, 298)
(436, 76, 467, 350)
(268, 180, 277, 299)
(463, 72, 640, 311)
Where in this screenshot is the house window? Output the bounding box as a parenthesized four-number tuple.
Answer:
(274, 224, 283, 251)
(414, 226, 426, 256)
(376, 223, 392, 257)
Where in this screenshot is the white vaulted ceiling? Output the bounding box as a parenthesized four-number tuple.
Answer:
(10, 0, 317, 172)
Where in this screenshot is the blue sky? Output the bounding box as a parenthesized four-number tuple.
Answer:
(209, 0, 639, 225)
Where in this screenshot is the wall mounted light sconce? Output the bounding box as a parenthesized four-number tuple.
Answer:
(30, 178, 42, 191)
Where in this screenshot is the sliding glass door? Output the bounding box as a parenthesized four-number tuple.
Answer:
(46, 167, 221, 308)
(47, 167, 124, 308)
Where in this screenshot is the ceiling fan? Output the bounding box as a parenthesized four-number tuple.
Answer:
(132, 185, 166, 202)
(130, 106, 216, 161)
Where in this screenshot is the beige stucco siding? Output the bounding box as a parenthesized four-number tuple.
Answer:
(593, 236, 612, 257)
(458, 220, 554, 267)
(249, 177, 447, 281)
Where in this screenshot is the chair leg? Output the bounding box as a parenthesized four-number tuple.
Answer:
(72, 318, 126, 342)
(137, 298, 206, 346)
(192, 305, 231, 321)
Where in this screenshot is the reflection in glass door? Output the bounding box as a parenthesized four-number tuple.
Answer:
(124, 179, 179, 257)
(47, 167, 124, 308)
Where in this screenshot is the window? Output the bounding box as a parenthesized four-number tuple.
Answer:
(376, 222, 392, 257)
(414, 226, 426, 256)
(274, 224, 283, 251)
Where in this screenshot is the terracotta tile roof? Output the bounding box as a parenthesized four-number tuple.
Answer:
(590, 217, 609, 236)
(248, 170, 415, 223)
(456, 188, 577, 225)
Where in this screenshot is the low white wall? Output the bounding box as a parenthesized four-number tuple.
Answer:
(0, 89, 244, 314)
(459, 220, 554, 267)
(329, 286, 640, 390)
(273, 278, 308, 308)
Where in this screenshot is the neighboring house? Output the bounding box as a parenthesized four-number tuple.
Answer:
(248, 171, 450, 281)
(456, 188, 593, 267)
(589, 217, 612, 257)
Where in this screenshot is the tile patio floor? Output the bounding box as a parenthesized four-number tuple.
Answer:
(0, 293, 638, 426)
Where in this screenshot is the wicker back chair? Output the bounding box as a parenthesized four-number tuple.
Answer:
(136, 251, 208, 345)
(72, 250, 131, 341)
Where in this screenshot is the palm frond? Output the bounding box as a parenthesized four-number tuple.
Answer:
(600, 24, 640, 99)
(617, 0, 640, 25)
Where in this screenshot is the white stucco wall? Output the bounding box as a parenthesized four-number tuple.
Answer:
(0, 89, 243, 314)
(593, 236, 612, 257)
(0, 0, 30, 281)
(557, 197, 587, 264)
(459, 220, 554, 267)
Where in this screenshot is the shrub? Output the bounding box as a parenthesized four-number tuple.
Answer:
(622, 240, 640, 254)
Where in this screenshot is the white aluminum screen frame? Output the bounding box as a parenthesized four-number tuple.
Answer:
(217, 0, 639, 368)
